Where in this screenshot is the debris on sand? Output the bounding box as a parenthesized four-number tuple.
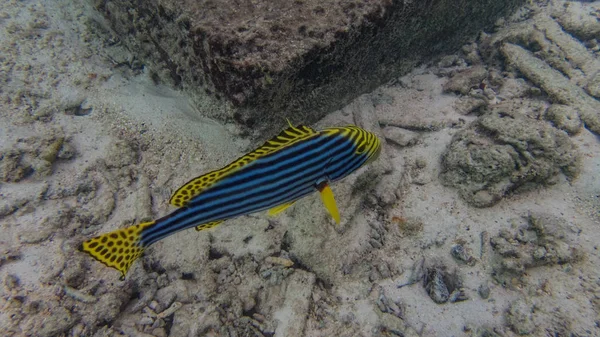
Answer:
(423, 264, 467, 304)
(393, 216, 424, 238)
(478, 281, 491, 299)
(0, 132, 76, 183)
(382, 126, 420, 148)
(424, 267, 450, 304)
(397, 257, 425, 288)
(264, 256, 294, 268)
(451, 242, 477, 266)
(443, 65, 488, 95)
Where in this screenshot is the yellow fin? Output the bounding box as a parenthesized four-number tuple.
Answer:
(80, 221, 155, 279)
(268, 201, 296, 216)
(169, 124, 318, 207)
(195, 220, 224, 231)
(318, 183, 340, 224)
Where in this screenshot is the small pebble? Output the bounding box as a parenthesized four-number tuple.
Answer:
(139, 316, 154, 325)
(398, 257, 425, 288)
(533, 246, 547, 260)
(253, 313, 266, 323)
(479, 282, 491, 299)
(71, 324, 85, 336)
(377, 263, 392, 279)
(382, 127, 419, 147)
(63, 285, 96, 303)
(451, 244, 476, 266)
(156, 274, 169, 288)
(152, 318, 166, 329)
(157, 301, 182, 319)
(142, 306, 157, 317)
(4, 274, 19, 290)
(264, 256, 293, 267)
(415, 157, 427, 169)
(449, 288, 469, 303)
(369, 238, 383, 249)
(152, 328, 167, 337)
(424, 268, 450, 304)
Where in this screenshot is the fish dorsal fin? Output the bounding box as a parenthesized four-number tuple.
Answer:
(252, 125, 317, 156)
(169, 124, 318, 207)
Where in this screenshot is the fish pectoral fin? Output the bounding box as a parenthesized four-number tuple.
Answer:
(318, 183, 341, 224)
(195, 220, 224, 231)
(268, 201, 296, 216)
(169, 172, 219, 208)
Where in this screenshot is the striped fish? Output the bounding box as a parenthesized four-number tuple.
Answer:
(80, 123, 381, 278)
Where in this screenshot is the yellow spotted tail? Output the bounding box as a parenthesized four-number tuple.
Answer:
(79, 221, 155, 279)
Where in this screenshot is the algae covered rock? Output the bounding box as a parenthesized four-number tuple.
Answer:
(0, 149, 33, 182)
(490, 213, 583, 286)
(440, 110, 581, 207)
(544, 104, 582, 135)
(506, 299, 536, 335)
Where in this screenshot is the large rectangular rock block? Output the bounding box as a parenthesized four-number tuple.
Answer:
(94, 0, 523, 130)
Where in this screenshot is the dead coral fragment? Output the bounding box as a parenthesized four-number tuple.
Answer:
(440, 110, 581, 207)
(423, 265, 463, 304)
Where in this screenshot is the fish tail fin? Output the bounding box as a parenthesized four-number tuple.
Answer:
(79, 221, 156, 279)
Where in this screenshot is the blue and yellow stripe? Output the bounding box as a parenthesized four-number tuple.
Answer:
(80, 124, 381, 278)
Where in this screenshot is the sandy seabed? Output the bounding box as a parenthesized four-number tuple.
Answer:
(0, 0, 599, 336)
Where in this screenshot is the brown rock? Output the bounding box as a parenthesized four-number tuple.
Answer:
(93, 0, 524, 130)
